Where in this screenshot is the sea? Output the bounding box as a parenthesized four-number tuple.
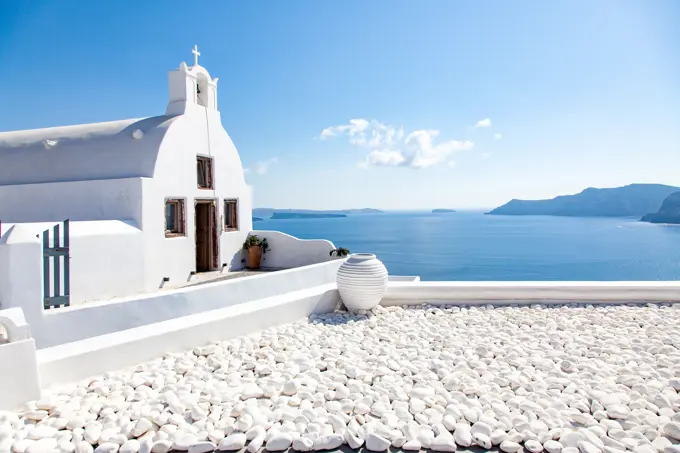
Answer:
(255, 211, 680, 281)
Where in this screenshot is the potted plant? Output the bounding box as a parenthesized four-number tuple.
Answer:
(329, 247, 350, 258)
(243, 235, 270, 269)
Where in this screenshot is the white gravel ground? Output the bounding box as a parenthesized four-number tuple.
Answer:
(2, 303, 680, 453)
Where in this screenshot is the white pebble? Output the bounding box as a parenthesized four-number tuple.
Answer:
(662, 422, 680, 441)
(365, 433, 391, 452)
(430, 433, 457, 452)
(119, 440, 140, 453)
(187, 442, 216, 453)
(265, 433, 292, 452)
(313, 434, 343, 451)
(344, 431, 363, 450)
(453, 424, 472, 447)
(500, 440, 522, 453)
(402, 440, 421, 451)
(27, 438, 58, 453)
(292, 437, 313, 452)
(545, 440, 564, 453)
(74, 442, 93, 453)
(526, 439, 544, 453)
(27, 427, 58, 440)
(218, 433, 246, 451)
(94, 443, 119, 453)
(247, 435, 265, 453)
(578, 441, 602, 453)
(172, 434, 197, 452)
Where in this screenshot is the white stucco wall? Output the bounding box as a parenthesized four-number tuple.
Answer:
(0, 178, 143, 225)
(68, 223, 145, 303)
(250, 230, 335, 269)
(0, 338, 40, 410)
(1, 222, 146, 305)
(34, 259, 342, 348)
(0, 226, 45, 323)
(141, 106, 253, 287)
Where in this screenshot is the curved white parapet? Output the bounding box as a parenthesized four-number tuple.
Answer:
(337, 253, 388, 311)
(0, 307, 31, 342)
(249, 230, 335, 269)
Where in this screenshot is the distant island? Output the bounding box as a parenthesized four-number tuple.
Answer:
(432, 209, 456, 214)
(270, 212, 347, 220)
(252, 208, 383, 219)
(252, 217, 264, 222)
(486, 184, 680, 218)
(641, 191, 680, 224)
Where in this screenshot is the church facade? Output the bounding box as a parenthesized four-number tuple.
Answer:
(0, 47, 253, 302)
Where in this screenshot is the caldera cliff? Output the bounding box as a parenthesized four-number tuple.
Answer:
(486, 184, 680, 218)
(641, 191, 680, 224)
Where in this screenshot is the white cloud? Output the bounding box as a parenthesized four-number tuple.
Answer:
(475, 118, 492, 128)
(494, 133, 502, 140)
(245, 158, 278, 176)
(482, 152, 492, 159)
(364, 149, 406, 167)
(322, 119, 473, 169)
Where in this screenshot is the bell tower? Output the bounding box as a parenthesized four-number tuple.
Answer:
(166, 45, 219, 115)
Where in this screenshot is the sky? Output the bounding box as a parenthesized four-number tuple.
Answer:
(1, 1, 679, 210)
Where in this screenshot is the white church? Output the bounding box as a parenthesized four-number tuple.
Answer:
(0, 47, 254, 305)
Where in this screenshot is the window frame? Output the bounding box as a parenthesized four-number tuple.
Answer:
(197, 155, 214, 190)
(165, 198, 186, 238)
(224, 198, 239, 232)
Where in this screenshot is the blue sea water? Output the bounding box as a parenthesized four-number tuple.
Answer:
(255, 211, 680, 281)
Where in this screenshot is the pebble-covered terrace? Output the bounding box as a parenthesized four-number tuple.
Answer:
(2, 303, 680, 453)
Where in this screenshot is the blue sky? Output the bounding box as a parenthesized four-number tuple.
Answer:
(1, 1, 679, 209)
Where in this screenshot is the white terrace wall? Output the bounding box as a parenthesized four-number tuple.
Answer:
(250, 230, 336, 269)
(38, 284, 340, 388)
(6, 254, 342, 348)
(0, 222, 145, 306)
(381, 281, 680, 306)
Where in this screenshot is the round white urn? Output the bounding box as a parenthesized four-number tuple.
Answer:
(336, 253, 388, 311)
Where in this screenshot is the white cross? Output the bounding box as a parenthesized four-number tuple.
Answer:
(192, 45, 201, 66)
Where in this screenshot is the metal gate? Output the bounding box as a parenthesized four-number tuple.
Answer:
(42, 220, 70, 309)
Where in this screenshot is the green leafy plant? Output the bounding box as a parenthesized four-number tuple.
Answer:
(243, 235, 270, 254)
(329, 247, 350, 257)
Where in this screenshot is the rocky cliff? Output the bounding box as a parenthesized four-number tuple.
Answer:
(641, 191, 680, 224)
(486, 184, 680, 217)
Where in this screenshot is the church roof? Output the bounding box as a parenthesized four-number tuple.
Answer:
(0, 115, 178, 186)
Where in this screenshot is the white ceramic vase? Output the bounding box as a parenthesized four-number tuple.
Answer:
(336, 253, 388, 311)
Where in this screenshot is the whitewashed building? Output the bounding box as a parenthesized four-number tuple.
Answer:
(0, 47, 253, 305)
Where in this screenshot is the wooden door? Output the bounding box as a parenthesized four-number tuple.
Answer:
(195, 201, 217, 272)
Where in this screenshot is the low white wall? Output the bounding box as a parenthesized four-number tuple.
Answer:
(35, 259, 343, 348)
(0, 308, 41, 410)
(250, 230, 336, 269)
(38, 284, 339, 387)
(388, 275, 421, 282)
(382, 281, 680, 306)
(67, 222, 145, 304)
(0, 221, 145, 305)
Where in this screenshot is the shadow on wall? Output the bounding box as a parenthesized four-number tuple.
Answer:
(246, 230, 335, 269)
